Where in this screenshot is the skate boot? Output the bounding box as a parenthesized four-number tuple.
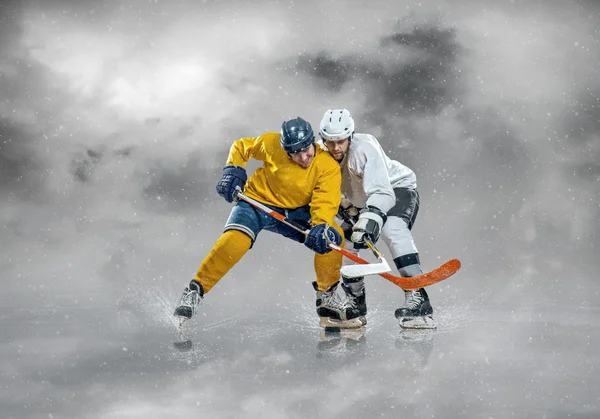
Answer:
(394, 287, 436, 329)
(313, 281, 363, 329)
(174, 280, 204, 327)
(341, 275, 367, 325)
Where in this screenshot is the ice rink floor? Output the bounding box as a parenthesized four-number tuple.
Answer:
(3, 287, 599, 419)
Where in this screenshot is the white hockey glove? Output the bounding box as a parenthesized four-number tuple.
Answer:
(350, 206, 387, 248)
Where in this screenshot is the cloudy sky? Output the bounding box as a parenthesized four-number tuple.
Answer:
(1, 0, 600, 418)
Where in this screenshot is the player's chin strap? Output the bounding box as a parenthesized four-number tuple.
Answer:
(233, 188, 462, 290)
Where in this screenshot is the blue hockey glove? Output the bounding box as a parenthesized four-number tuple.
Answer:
(304, 223, 342, 254)
(351, 206, 387, 249)
(216, 165, 247, 203)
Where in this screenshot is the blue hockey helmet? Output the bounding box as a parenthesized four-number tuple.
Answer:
(280, 117, 315, 154)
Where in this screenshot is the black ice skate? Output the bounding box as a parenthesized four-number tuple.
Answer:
(394, 287, 436, 329)
(341, 277, 367, 325)
(313, 282, 363, 329)
(174, 280, 204, 328)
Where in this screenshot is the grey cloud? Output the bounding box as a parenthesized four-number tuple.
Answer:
(572, 161, 600, 182)
(296, 54, 352, 92)
(0, 50, 81, 202)
(142, 152, 219, 214)
(0, 118, 45, 199)
(0, 40, 52, 199)
(297, 25, 464, 118)
(563, 88, 600, 144)
(458, 108, 530, 179)
(375, 27, 463, 113)
(70, 148, 103, 183)
(381, 26, 460, 58)
(0, 0, 22, 52)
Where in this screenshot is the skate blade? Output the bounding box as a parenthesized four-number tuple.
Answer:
(398, 315, 437, 330)
(319, 317, 364, 329)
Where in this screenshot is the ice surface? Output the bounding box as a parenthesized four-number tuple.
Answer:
(2, 287, 599, 419)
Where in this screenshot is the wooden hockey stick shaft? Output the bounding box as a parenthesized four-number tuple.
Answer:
(235, 191, 461, 290)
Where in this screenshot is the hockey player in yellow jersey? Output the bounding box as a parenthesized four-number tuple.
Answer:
(174, 117, 363, 328)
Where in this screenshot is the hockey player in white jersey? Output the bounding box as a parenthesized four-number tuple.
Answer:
(319, 108, 435, 329)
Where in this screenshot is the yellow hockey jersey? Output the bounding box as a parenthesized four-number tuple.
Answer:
(226, 132, 341, 226)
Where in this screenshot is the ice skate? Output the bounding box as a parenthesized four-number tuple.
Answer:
(341, 276, 367, 325)
(174, 280, 204, 328)
(394, 287, 436, 329)
(313, 282, 363, 329)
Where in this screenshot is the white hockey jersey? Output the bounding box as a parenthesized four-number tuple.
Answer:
(340, 133, 417, 213)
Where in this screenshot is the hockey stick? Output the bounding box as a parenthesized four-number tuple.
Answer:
(235, 191, 391, 277)
(339, 239, 390, 278)
(336, 205, 391, 278)
(336, 203, 461, 289)
(234, 191, 461, 290)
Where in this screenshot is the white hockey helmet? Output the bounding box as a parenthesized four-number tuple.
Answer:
(319, 108, 355, 141)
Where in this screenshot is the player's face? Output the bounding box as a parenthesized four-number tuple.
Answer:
(289, 144, 316, 168)
(324, 138, 350, 162)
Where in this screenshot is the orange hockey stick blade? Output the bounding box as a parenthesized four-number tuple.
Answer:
(381, 259, 461, 290)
